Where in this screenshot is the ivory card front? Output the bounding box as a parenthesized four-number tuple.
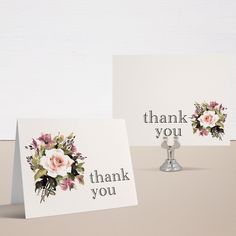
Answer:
(13, 119, 137, 218)
(113, 55, 232, 146)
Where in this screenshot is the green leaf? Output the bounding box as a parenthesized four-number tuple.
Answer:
(193, 128, 197, 134)
(58, 135, 64, 143)
(77, 162, 84, 167)
(67, 132, 74, 139)
(76, 162, 85, 173)
(31, 157, 40, 169)
(216, 122, 224, 128)
(54, 134, 64, 144)
(55, 175, 63, 184)
(64, 149, 72, 155)
(67, 172, 75, 180)
(38, 145, 46, 157)
(34, 169, 47, 181)
(57, 144, 63, 149)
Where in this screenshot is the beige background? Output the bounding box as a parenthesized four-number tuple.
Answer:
(1, 141, 236, 235)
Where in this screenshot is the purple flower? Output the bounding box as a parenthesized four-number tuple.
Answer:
(60, 178, 74, 191)
(209, 101, 218, 109)
(199, 129, 209, 136)
(219, 104, 226, 111)
(38, 133, 55, 149)
(71, 144, 77, 153)
(32, 138, 38, 150)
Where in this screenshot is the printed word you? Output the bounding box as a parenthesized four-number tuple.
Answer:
(89, 168, 130, 199)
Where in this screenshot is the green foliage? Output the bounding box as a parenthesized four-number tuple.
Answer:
(76, 162, 85, 174)
(55, 175, 63, 184)
(26, 132, 87, 203)
(34, 169, 47, 180)
(67, 172, 75, 180)
(191, 101, 227, 140)
(34, 169, 47, 181)
(35, 176, 57, 203)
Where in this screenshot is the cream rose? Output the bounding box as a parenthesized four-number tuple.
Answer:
(198, 111, 219, 128)
(40, 149, 74, 177)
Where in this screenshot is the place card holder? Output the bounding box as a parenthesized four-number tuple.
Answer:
(160, 136, 182, 172)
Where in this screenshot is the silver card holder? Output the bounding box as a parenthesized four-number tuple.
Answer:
(160, 136, 182, 172)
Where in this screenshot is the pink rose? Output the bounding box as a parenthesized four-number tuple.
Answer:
(40, 149, 74, 177)
(198, 111, 219, 128)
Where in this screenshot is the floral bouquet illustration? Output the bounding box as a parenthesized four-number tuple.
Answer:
(25, 133, 86, 203)
(191, 101, 227, 140)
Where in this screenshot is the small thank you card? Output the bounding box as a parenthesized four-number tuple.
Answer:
(12, 119, 137, 218)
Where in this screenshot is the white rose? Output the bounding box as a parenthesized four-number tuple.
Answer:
(40, 149, 74, 178)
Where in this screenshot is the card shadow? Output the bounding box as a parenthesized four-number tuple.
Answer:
(182, 167, 210, 171)
(0, 204, 25, 219)
(137, 168, 159, 172)
(137, 167, 210, 172)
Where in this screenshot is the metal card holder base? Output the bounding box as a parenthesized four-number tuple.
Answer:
(160, 159, 182, 172)
(160, 136, 182, 172)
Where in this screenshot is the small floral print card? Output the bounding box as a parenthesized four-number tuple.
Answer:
(113, 55, 232, 145)
(12, 119, 137, 218)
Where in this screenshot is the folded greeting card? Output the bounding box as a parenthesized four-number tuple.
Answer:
(12, 119, 137, 218)
(113, 55, 232, 146)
